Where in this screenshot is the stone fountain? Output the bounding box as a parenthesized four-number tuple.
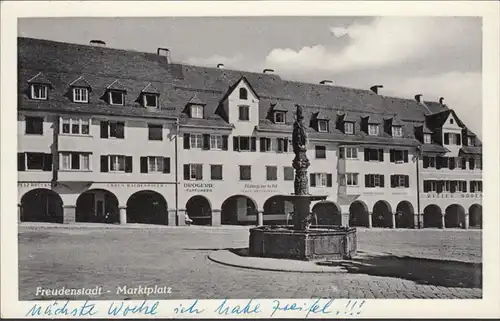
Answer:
(249, 105, 357, 261)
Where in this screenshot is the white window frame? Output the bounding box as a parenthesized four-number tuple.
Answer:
(25, 152, 46, 171)
(266, 166, 278, 181)
(368, 124, 379, 136)
(392, 126, 403, 137)
(238, 136, 251, 151)
(345, 147, 358, 159)
(60, 117, 91, 136)
(467, 136, 474, 146)
(189, 164, 203, 180)
(210, 164, 223, 180)
(148, 156, 164, 172)
(109, 90, 124, 106)
(31, 84, 48, 100)
(448, 133, 457, 145)
(318, 120, 328, 133)
(143, 94, 158, 108)
(344, 122, 354, 134)
(210, 135, 223, 150)
(72, 87, 89, 103)
(59, 152, 91, 171)
(345, 173, 359, 186)
(109, 155, 126, 172)
(239, 165, 252, 181)
(284, 166, 294, 181)
(274, 112, 285, 124)
(190, 133, 203, 149)
(315, 173, 328, 187)
(424, 134, 432, 144)
(190, 105, 204, 119)
(238, 105, 250, 121)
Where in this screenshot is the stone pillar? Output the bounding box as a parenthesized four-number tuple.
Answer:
(391, 213, 396, 229)
(341, 213, 349, 227)
(368, 212, 373, 228)
(167, 209, 177, 226)
(256, 210, 264, 226)
(414, 214, 421, 229)
(464, 214, 469, 229)
(441, 213, 446, 229)
(211, 209, 221, 226)
(63, 205, 76, 224)
(177, 209, 186, 226)
(18, 204, 22, 223)
(118, 206, 127, 225)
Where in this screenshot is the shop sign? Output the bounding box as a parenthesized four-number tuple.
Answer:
(184, 182, 213, 193)
(18, 182, 52, 188)
(104, 183, 168, 188)
(421, 193, 482, 199)
(242, 183, 279, 193)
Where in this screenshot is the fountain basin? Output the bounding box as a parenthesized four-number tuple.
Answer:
(249, 225, 357, 261)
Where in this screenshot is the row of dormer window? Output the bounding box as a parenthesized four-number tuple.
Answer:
(422, 156, 482, 170)
(29, 83, 159, 108)
(423, 180, 483, 193)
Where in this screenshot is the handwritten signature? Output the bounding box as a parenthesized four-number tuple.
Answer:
(271, 298, 335, 318)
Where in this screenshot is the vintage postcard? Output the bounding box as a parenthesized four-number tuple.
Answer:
(1, 1, 499, 319)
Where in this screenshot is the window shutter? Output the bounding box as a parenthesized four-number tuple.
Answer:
(405, 175, 409, 188)
(196, 165, 203, 180)
(184, 164, 190, 180)
(456, 134, 461, 145)
(339, 147, 344, 159)
(140, 157, 148, 173)
(183, 133, 191, 149)
(125, 156, 133, 173)
(116, 123, 125, 139)
(423, 156, 429, 168)
(469, 158, 475, 170)
(310, 173, 316, 187)
(364, 149, 369, 161)
(233, 137, 239, 151)
(423, 181, 429, 192)
(17, 153, 25, 171)
(462, 181, 467, 192)
(389, 150, 395, 162)
(163, 157, 171, 173)
(461, 158, 467, 169)
(251, 137, 256, 152)
(222, 135, 228, 151)
(100, 156, 108, 172)
(202, 134, 210, 150)
(260, 138, 266, 152)
(379, 175, 385, 187)
(404, 150, 409, 163)
(326, 174, 332, 187)
(450, 181, 456, 193)
(436, 181, 443, 193)
(100, 121, 109, 138)
(444, 133, 449, 145)
(284, 139, 289, 152)
(378, 149, 384, 161)
(436, 157, 442, 169)
(470, 181, 474, 192)
(43, 154, 52, 172)
(390, 175, 396, 188)
(449, 158, 454, 170)
(365, 174, 370, 187)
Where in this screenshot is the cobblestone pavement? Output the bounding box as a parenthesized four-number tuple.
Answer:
(18, 224, 482, 300)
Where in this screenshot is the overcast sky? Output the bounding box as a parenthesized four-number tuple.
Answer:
(19, 17, 482, 137)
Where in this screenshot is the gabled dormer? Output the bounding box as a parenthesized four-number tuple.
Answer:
(361, 114, 381, 136)
(462, 127, 477, 146)
(185, 94, 206, 119)
(336, 113, 357, 135)
(140, 83, 160, 109)
(268, 102, 288, 124)
(414, 123, 433, 144)
(105, 80, 127, 106)
(221, 77, 260, 135)
(27, 72, 52, 100)
(69, 76, 92, 103)
(311, 110, 330, 133)
(383, 116, 404, 138)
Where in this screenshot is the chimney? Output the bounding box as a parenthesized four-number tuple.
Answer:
(415, 94, 423, 103)
(217, 63, 225, 69)
(439, 97, 445, 105)
(89, 40, 106, 47)
(319, 80, 333, 86)
(370, 85, 384, 94)
(157, 48, 171, 63)
(263, 68, 275, 74)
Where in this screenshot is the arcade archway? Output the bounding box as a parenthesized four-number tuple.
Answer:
(445, 204, 466, 228)
(221, 195, 257, 225)
(395, 201, 414, 228)
(20, 189, 63, 223)
(186, 195, 212, 226)
(127, 190, 168, 225)
(263, 196, 293, 225)
(469, 204, 482, 228)
(349, 201, 369, 227)
(372, 200, 393, 228)
(76, 189, 119, 223)
(312, 201, 341, 226)
(423, 204, 442, 228)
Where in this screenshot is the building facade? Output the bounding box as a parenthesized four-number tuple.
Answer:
(17, 37, 483, 229)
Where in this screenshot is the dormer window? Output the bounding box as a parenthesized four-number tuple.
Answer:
(450, 119, 454, 124)
(344, 122, 354, 135)
(190, 105, 204, 119)
(31, 84, 48, 100)
(368, 124, 379, 136)
(239, 88, 248, 100)
(274, 112, 285, 124)
(467, 136, 474, 146)
(318, 120, 329, 133)
(392, 126, 403, 137)
(143, 94, 158, 108)
(109, 90, 124, 105)
(73, 87, 89, 103)
(424, 133, 432, 144)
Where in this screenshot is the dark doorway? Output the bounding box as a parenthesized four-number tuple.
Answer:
(20, 189, 63, 223)
(127, 191, 168, 225)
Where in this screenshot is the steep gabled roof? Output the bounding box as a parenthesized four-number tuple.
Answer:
(69, 76, 92, 88)
(142, 83, 160, 94)
(426, 109, 465, 130)
(270, 101, 288, 112)
(27, 72, 52, 86)
(106, 79, 127, 92)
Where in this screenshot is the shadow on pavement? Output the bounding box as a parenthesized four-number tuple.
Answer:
(317, 252, 482, 289)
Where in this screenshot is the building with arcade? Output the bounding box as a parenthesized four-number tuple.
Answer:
(17, 37, 483, 229)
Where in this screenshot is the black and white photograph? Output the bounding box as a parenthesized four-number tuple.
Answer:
(1, 1, 499, 319)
